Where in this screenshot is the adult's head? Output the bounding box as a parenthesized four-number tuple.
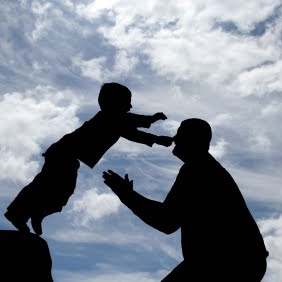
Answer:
(173, 118, 212, 162)
(98, 82, 132, 113)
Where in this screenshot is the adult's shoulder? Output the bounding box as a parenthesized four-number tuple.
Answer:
(184, 153, 223, 178)
(204, 153, 224, 169)
(176, 163, 193, 180)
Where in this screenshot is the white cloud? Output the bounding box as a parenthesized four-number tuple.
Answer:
(112, 50, 139, 76)
(72, 50, 138, 82)
(209, 138, 228, 159)
(226, 166, 282, 205)
(0, 85, 80, 183)
(261, 101, 282, 116)
(72, 56, 107, 82)
(160, 119, 181, 136)
(31, 1, 52, 15)
(109, 138, 155, 159)
(249, 134, 272, 152)
(75, 0, 280, 31)
(54, 269, 167, 282)
(60, 0, 74, 9)
(193, 0, 281, 31)
(69, 188, 121, 226)
(258, 214, 282, 282)
(0, 148, 39, 186)
(47, 215, 183, 266)
(49, 229, 112, 244)
(76, 0, 118, 21)
(210, 113, 233, 127)
(82, 0, 282, 89)
(233, 59, 282, 97)
(29, 2, 54, 41)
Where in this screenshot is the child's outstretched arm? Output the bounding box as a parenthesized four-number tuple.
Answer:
(121, 128, 173, 148)
(120, 112, 172, 147)
(123, 112, 167, 129)
(154, 135, 173, 147)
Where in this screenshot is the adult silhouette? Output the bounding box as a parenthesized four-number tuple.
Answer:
(103, 118, 269, 281)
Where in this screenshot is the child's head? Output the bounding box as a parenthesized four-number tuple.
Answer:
(98, 82, 132, 113)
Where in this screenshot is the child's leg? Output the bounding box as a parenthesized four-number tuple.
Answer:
(30, 157, 80, 235)
(5, 172, 45, 232)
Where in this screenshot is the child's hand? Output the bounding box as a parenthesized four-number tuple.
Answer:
(152, 112, 167, 122)
(155, 136, 173, 147)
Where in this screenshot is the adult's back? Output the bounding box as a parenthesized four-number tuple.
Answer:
(179, 154, 268, 261)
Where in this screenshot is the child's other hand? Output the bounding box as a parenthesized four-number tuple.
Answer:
(155, 136, 173, 147)
(152, 112, 167, 122)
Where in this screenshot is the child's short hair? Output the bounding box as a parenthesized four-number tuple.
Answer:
(98, 82, 131, 111)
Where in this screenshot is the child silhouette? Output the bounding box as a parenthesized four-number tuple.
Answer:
(5, 82, 173, 235)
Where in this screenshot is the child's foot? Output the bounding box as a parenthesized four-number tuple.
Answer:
(4, 211, 30, 233)
(31, 216, 43, 236)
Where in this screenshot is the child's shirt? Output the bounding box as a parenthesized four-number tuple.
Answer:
(43, 111, 156, 168)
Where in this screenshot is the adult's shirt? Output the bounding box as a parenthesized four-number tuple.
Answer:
(117, 153, 268, 263)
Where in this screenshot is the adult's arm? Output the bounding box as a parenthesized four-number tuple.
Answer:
(103, 171, 181, 234)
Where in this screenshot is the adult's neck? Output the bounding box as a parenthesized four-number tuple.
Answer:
(184, 151, 211, 164)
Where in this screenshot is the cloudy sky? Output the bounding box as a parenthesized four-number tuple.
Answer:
(0, 0, 281, 281)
